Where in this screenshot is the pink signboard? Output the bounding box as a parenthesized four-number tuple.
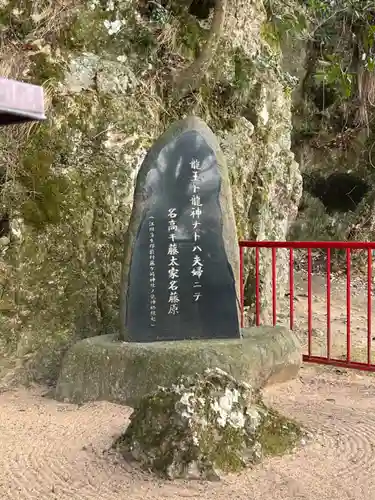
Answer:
(0, 77, 46, 126)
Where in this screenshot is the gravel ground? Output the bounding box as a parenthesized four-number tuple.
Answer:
(0, 365, 374, 500)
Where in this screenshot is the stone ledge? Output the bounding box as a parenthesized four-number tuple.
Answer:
(54, 326, 301, 407)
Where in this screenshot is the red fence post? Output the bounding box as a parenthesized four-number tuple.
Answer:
(326, 248, 331, 360)
(307, 248, 312, 357)
(255, 247, 260, 326)
(239, 244, 244, 328)
(346, 248, 351, 362)
(272, 247, 277, 326)
(289, 248, 294, 330)
(368, 248, 372, 365)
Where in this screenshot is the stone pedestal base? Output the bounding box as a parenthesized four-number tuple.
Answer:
(55, 326, 301, 407)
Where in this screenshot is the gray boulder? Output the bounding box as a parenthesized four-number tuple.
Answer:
(114, 367, 302, 480)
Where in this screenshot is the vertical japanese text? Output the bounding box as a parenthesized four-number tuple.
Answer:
(167, 208, 180, 315)
(190, 159, 203, 302)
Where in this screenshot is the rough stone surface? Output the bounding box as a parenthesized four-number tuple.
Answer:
(120, 116, 240, 342)
(0, 0, 301, 383)
(114, 367, 302, 480)
(55, 326, 301, 407)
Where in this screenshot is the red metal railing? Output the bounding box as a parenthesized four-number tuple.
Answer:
(239, 241, 375, 372)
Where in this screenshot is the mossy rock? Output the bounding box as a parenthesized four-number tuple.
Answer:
(113, 367, 302, 480)
(55, 325, 301, 406)
(0, 0, 302, 376)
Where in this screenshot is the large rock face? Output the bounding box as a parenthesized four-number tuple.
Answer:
(120, 116, 240, 341)
(0, 0, 301, 383)
(114, 367, 302, 480)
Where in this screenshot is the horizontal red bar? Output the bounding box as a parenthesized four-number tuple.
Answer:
(303, 355, 375, 372)
(239, 240, 375, 250)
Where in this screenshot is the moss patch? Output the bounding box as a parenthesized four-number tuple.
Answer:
(255, 402, 302, 457)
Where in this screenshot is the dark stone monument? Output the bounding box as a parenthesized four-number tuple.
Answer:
(120, 116, 240, 342)
(0, 77, 45, 126)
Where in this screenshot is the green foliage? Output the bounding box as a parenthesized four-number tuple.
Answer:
(263, 0, 308, 46)
(263, 0, 375, 103)
(314, 55, 353, 99)
(306, 0, 375, 102)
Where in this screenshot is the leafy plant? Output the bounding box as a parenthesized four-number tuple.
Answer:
(264, 0, 375, 119)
